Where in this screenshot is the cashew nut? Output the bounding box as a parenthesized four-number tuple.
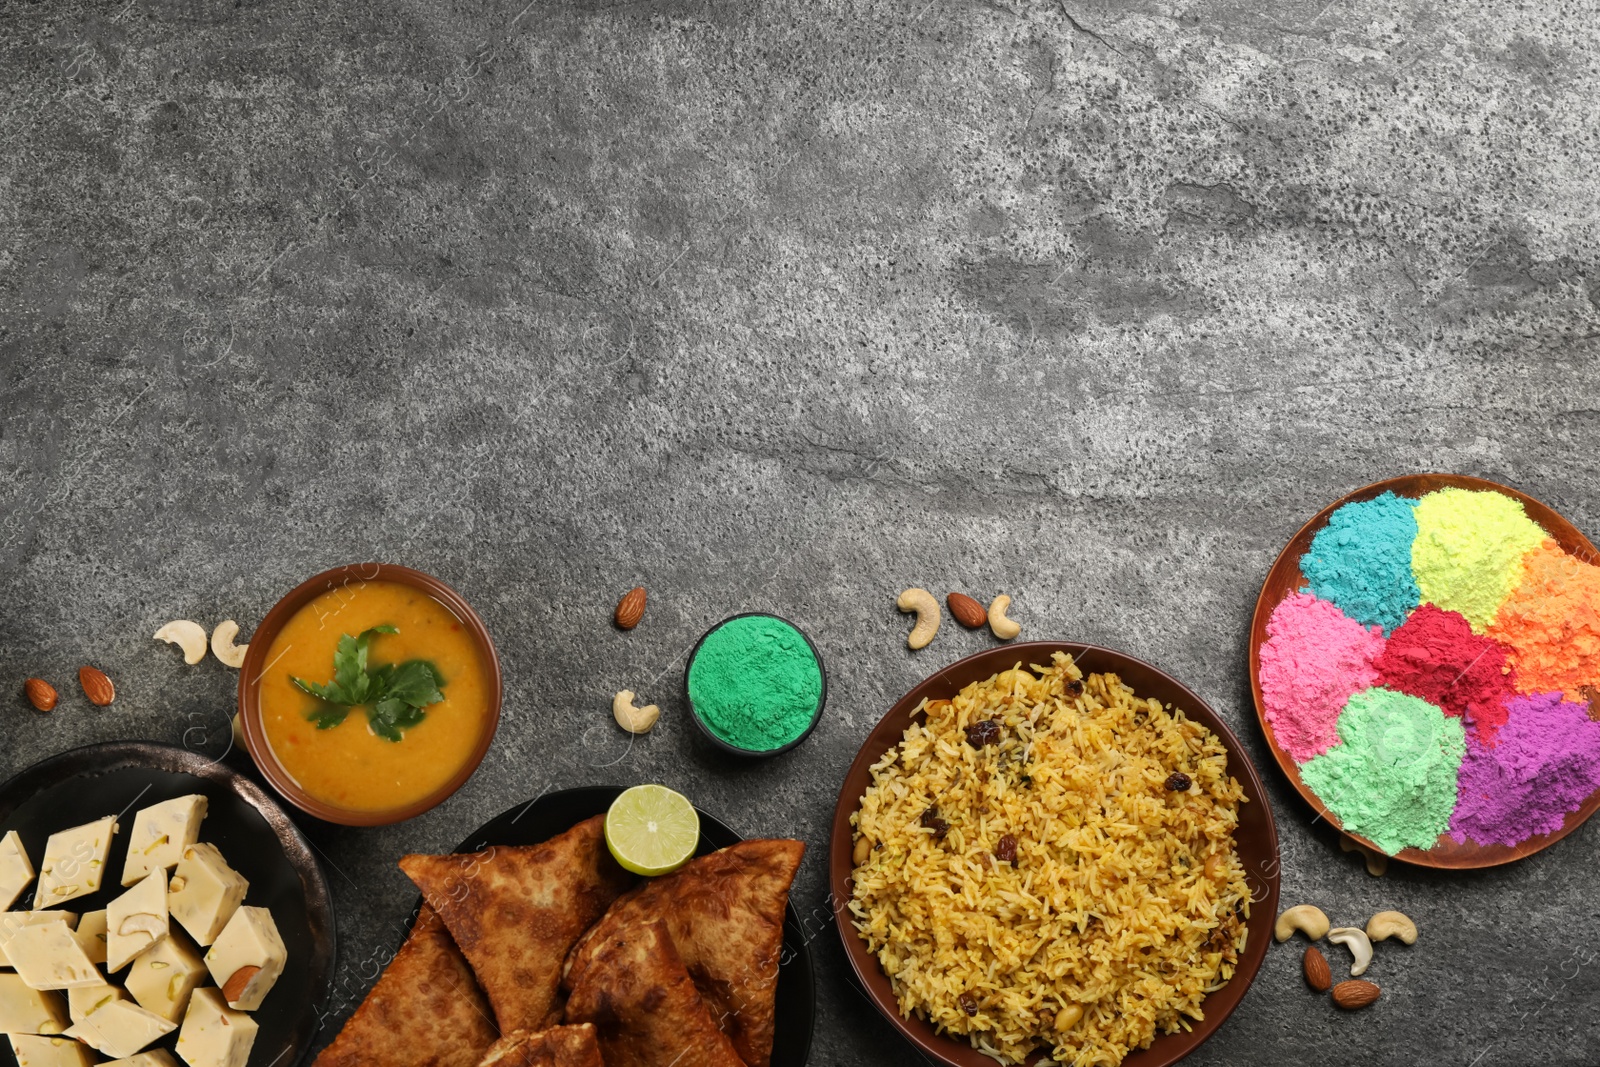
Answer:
(117, 913, 165, 940)
(987, 595, 1021, 640)
(154, 620, 208, 665)
(211, 620, 249, 669)
(1273, 904, 1331, 943)
(1340, 835, 1388, 877)
(612, 690, 660, 734)
(1327, 927, 1374, 976)
(897, 588, 940, 650)
(1366, 910, 1418, 945)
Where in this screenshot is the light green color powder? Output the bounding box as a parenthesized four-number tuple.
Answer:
(687, 615, 823, 752)
(1299, 687, 1466, 855)
(1411, 487, 1549, 632)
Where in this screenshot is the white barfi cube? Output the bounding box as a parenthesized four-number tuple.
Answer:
(123, 931, 205, 1024)
(174, 987, 257, 1067)
(71, 912, 106, 967)
(203, 907, 284, 1011)
(7, 1033, 95, 1066)
(0, 973, 67, 1034)
(64, 999, 174, 1058)
(167, 845, 247, 947)
(67, 980, 124, 1024)
(0, 832, 36, 911)
(121, 797, 208, 887)
(6, 923, 100, 990)
(105, 1053, 180, 1067)
(0, 912, 76, 969)
(106, 870, 169, 972)
(34, 817, 117, 910)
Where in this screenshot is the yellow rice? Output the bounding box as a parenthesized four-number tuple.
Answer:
(848, 653, 1250, 1067)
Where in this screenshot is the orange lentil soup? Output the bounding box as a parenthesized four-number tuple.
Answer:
(259, 580, 492, 813)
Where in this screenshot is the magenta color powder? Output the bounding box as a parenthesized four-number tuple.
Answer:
(1259, 591, 1385, 763)
(1449, 691, 1600, 847)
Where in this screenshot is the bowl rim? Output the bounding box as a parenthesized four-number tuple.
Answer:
(828, 640, 1279, 1067)
(237, 562, 503, 827)
(1248, 471, 1600, 868)
(684, 612, 828, 757)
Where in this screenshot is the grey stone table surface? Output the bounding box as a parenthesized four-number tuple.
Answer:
(3, 0, 1599, 1063)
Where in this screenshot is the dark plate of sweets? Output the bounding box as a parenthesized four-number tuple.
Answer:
(0, 741, 335, 1067)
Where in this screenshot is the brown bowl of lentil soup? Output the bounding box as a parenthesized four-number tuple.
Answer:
(830, 642, 1279, 1067)
(239, 563, 502, 826)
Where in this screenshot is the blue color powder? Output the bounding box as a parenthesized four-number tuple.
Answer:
(1301, 491, 1421, 633)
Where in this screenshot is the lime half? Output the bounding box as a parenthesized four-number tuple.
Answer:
(605, 784, 700, 877)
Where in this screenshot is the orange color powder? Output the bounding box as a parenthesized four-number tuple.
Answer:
(1488, 541, 1600, 700)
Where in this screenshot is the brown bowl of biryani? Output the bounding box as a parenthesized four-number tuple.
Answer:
(829, 642, 1279, 1067)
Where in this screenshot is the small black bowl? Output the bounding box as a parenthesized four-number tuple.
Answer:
(684, 613, 827, 757)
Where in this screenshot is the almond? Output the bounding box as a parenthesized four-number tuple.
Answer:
(222, 965, 260, 1005)
(946, 592, 987, 629)
(614, 587, 647, 630)
(1303, 945, 1332, 992)
(23, 678, 57, 712)
(1331, 979, 1380, 1010)
(79, 666, 115, 707)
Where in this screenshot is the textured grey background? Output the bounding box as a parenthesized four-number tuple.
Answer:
(3, 0, 1599, 1063)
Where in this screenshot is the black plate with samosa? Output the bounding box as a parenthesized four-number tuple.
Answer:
(441, 786, 815, 1067)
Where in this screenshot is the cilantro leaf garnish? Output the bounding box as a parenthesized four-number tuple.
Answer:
(306, 704, 352, 730)
(290, 626, 444, 742)
(381, 660, 446, 708)
(368, 661, 445, 741)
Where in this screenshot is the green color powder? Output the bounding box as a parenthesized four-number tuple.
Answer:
(1299, 687, 1466, 855)
(1411, 487, 1549, 632)
(688, 615, 823, 752)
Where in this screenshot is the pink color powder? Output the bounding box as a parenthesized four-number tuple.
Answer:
(1449, 691, 1600, 847)
(1259, 591, 1385, 763)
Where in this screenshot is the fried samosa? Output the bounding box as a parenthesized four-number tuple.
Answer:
(477, 1023, 604, 1067)
(400, 815, 634, 1033)
(564, 838, 802, 1067)
(564, 919, 744, 1067)
(313, 905, 497, 1067)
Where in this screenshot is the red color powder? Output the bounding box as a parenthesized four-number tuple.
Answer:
(1374, 604, 1513, 745)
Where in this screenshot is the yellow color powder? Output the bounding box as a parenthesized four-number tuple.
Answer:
(1488, 540, 1600, 700)
(1411, 488, 1550, 632)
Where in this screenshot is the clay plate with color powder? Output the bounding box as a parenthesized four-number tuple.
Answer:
(1250, 472, 1600, 869)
